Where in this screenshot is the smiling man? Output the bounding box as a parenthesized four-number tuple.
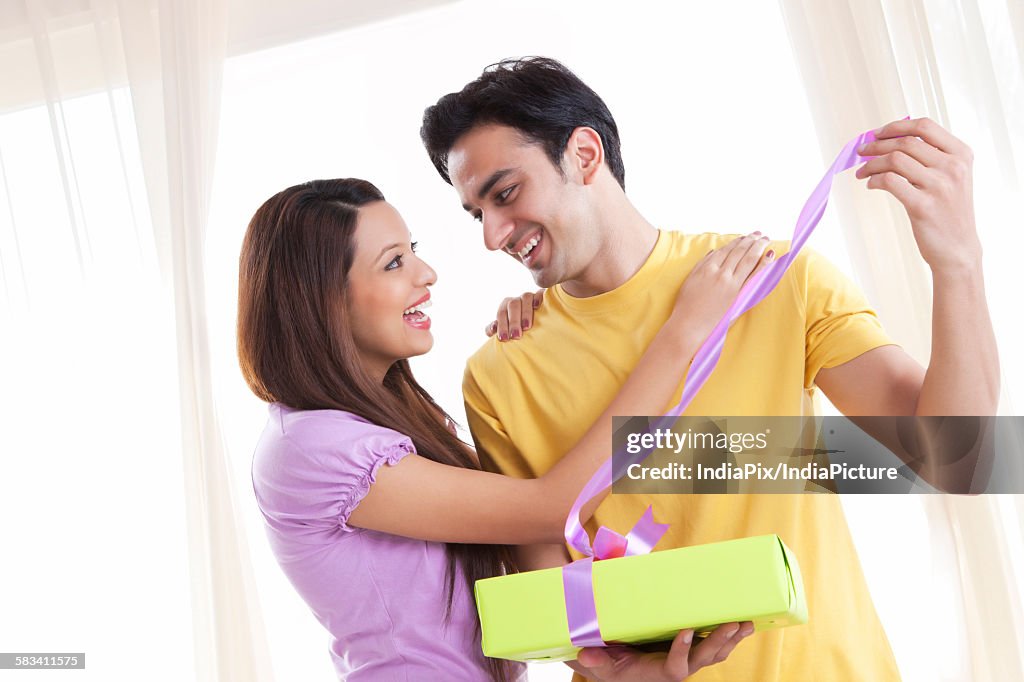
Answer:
(420, 57, 998, 681)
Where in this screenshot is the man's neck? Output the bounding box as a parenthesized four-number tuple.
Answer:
(561, 200, 660, 299)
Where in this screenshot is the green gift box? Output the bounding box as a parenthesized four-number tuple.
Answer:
(475, 534, 808, 662)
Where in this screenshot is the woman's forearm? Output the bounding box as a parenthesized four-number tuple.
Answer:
(350, 317, 702, 547)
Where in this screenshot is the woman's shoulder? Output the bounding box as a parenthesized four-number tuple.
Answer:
(253, 404, 416, 529)
(260, 403, 414, 462)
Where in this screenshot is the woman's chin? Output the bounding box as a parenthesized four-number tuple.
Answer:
(405, 335, 434, 359)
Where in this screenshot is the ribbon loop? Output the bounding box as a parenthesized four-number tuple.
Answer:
(622, 506, 670, 557)
(593, 527, 628, 560)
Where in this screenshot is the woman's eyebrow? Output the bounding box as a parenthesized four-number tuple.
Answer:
(375, 243, 401, 261)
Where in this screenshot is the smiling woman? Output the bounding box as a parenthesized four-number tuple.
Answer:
(346, 201, 437, 379)
(236, 178, 521, 682)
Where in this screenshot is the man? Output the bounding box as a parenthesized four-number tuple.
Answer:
(420, 57, 998, 681)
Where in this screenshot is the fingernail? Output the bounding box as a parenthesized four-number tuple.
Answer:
(766, 249, 775, 260)
(498, 332, 507, 341)
(577, 649, 608, 667)
(683, 630, 694, 644)
(512, 329, 521, 339)
(522, 319, 530, 330)
(752, 230, 761, 236)
(857, 143, 867, 155)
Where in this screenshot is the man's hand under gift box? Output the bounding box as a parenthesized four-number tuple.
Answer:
(568, 620, 755, 681)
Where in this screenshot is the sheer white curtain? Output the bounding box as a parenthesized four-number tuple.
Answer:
(0, 1, 270, 680)
(778, 1, 1024, 680)
(5, 0, 1022, 680)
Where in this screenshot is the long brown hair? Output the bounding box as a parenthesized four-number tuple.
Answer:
(237, 178, 518, 682)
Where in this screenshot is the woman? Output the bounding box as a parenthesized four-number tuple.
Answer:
(237, 178, 770, 681)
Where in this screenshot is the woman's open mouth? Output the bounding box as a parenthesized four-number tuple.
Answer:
(403, 298, 432, 330)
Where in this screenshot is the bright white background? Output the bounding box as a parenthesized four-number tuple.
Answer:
(1, 0, 1018, 680)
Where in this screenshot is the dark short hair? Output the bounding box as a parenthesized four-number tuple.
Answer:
(420, 57, 625, 189)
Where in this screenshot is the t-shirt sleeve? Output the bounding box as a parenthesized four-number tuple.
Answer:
(463, 361, 535, 479)
(256, 422, 416, 535)
(800, 248, 897, 389)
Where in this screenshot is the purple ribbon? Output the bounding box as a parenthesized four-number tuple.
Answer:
(561, 124, 890, 648)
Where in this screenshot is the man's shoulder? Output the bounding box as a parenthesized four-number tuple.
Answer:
(661, 229, 769, 269)
(664, 229, 743, 251)
(464, 336, 500, 380)
(667, 230, 832, 288)
(463, 325, 542, 385)
(463, 334, 526, 399)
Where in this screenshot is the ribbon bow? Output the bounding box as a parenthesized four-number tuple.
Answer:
(560, 123, 893, 648)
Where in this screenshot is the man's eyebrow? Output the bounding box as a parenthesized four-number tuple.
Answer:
(461, 168, 517, 211)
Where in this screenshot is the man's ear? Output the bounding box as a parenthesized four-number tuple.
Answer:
(564, 126, 605, 185)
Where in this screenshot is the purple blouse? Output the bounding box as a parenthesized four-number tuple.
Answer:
(252, 403, 525, 681)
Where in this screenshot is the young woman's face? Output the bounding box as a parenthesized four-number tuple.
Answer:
(346, 201, 437, 380)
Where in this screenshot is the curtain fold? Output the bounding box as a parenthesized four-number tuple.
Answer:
(943, 494, 1024, 680)
(3, 1, 273, 679)
(112, 1, 274, 678)
(778, 1, 1024, 680)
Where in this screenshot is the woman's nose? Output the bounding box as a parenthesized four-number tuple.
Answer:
(416, 257, 437, 286)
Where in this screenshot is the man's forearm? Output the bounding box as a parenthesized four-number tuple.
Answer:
(916, 258, 1000, 415)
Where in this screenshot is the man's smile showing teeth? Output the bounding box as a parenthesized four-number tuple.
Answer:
(517, 233, 542, 264)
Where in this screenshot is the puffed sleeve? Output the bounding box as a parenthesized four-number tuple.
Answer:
(798, 248, 897, 389)
(252, 410, 416, 539)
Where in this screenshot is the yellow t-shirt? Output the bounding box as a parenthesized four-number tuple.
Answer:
(464, 230, 902, 681)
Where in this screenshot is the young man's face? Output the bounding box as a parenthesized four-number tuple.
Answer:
(446, 124, 597, 289)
